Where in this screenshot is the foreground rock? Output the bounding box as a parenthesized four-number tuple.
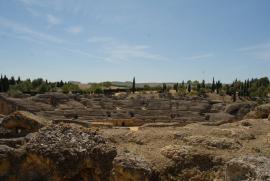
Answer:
(226, 156, 270, 181)
(111, 153, 155, 181)
(0, 123, 117, 181)
(1, 111, 50, 136)
(161, 145, 223, 180)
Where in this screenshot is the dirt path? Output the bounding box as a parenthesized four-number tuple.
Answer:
(129, 126, 139, 131)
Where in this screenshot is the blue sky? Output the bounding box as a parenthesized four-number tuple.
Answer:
(0, 0, 270, 83)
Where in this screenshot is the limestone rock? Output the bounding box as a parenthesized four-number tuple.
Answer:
(183, 135, 241, 149)
(111, 153, 155, 181)
(0, 123, 117, 181)
(210, 127, 255, 140)
(225, 156, 270, 181)
(1, 111, 50, 133)
(225, 102, 256, 118)
(206, 112, 235, 122)
(161, 145, 223, 180)
(255, 103, 270, 118)
(161, 145, 222, 167)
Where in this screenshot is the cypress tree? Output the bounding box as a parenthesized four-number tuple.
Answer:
(202, 80, 205, 89)
(3, 75, 9, 92)
(233, 88, 237, 102)
(174, 83, 179, 92)
(188, 83, 191, 93)
(211, 77, 215, 93)
(9, 76, 16, 86)
(17, 76, 21, 84)
(197, 82, 201, 92)
(181, 81, 185, 89)
(162, 83, 167, 93)
(0, 75, 3, 92)
(216, 80, 222, 94)
(132, 77, 135, 94)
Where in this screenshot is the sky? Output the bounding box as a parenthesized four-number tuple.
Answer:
(0, 0, 270, 83)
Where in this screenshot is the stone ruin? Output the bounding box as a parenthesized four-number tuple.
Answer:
(0, 92, 256, 128)
(0, 92, 269, 180)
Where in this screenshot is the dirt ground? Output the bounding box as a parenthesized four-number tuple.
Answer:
(99, 118, 270, 179)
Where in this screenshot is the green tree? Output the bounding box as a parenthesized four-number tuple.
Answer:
(211, 77, 215, 93)
(32, 78, 44, 88)
(94, 87, 103, 94)
(188, 83, 191, 93)
(202, 80, 205, 89)
(162, 83, 167, 93)
(173, 83, 179, 92)
(216, 80, 222, 94)
(9, 76, 16, 86)
(0, 75, 3, 92)
(3, 75, 9, 92)
(132, 77, 136, 93)
(38, 82, 50, 93)
(17, 76, 21, 84)
(62, 83, 80, 94)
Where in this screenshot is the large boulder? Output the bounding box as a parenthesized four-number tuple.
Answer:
(225, 156, 270, 181)
(0, 123, 117, 181)
(206, 112, 235, 123)
(254, 103, 270, 118)
(1, 111, 50, 134)
(111, 153, 155, 181)
(161, 145, 223, 180)
(225, 102, 256, 118)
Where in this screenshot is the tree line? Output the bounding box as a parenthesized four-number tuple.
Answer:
(0, 74, 269, 100)
(133, 76, 270, 101)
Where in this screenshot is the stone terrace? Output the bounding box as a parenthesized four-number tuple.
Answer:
(0, 93, 221, 126)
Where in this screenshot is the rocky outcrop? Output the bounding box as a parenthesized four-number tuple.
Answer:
(245, 104, 270, 119)
(206, 112, 235, 123)
(0, 123, 117, 181)
(111, 153, 155, 181)
(1, 111, 50, 137)
(210, 127, 255, 140)
(225, 102, 256, 118)
(183, 135, 241, 149)
(254, 103, 270, 118)
(2, 111, 49, 131)
(226, 156, 270, 181)
(161, 145, 223, 180)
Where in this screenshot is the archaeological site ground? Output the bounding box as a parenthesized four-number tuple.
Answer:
(0, 81, 270, 180)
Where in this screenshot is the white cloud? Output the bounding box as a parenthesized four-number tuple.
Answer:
(66, 26, 83, 35)
(237, 42, 270, 60)
(103, 43, 167, 63)
(87, 36, 168, 63)
(47, 14, 61, 27)
(88, 36, 113, 44)
(18, 0, 48, 8)
(236, 42, 270, 52)
(0, 17, 63, 44)
(61, 47, 105, 60)
(183, 53, 214, 61)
